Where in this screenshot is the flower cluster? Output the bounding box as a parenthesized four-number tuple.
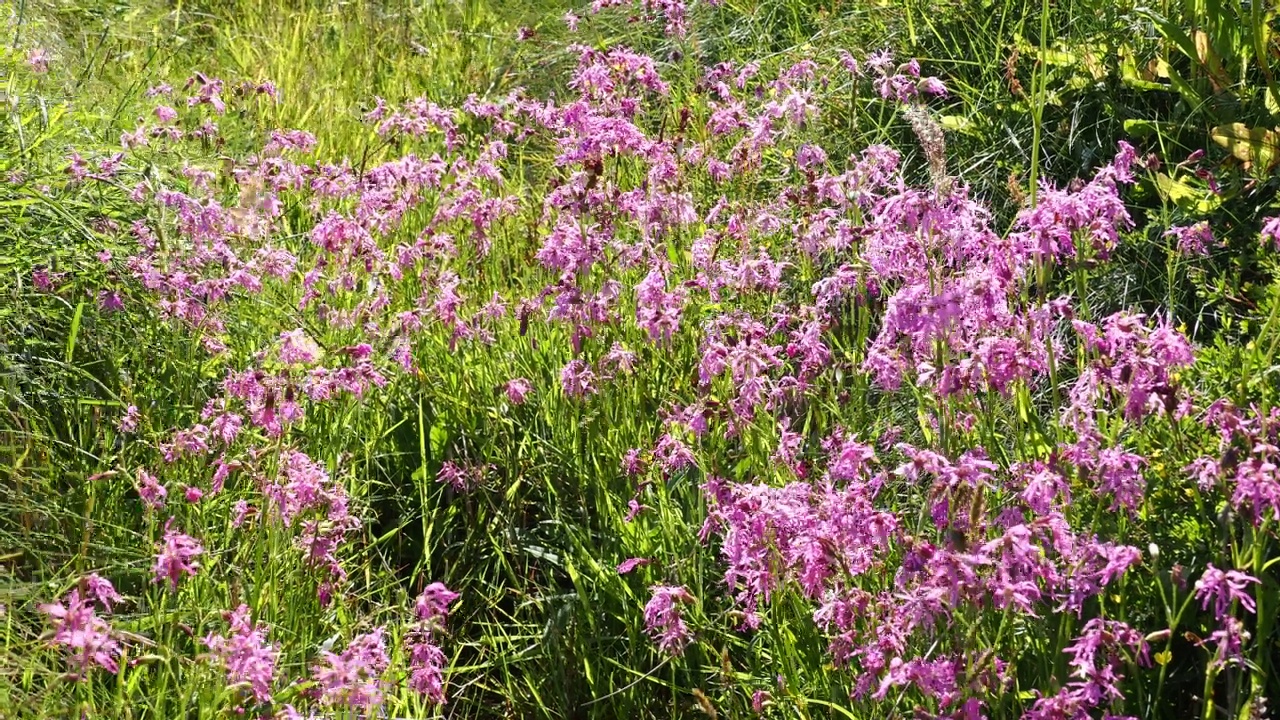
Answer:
(203, 604, 280, 705)
(40, 586, 122, 678)
(19, 29, 1279, 718)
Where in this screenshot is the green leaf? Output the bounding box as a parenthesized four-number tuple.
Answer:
(430, 420, 449, 458)
(1212, 123, 1280, 170)
(65, 300, 85, 364)
(1122, 119, 1160, 137)
(1141, 9, 1203, 67)
(1153, 173, 1222, 214)
(937, 114, 976, 135)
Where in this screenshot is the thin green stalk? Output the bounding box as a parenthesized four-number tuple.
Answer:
(1028, 0, 1052, 208)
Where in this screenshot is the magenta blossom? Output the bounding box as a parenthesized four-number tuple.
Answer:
(83, 574, 124, 612)
(39, 590, 121, 677)
(27, 48, 50, 73)
(643, 585, 695, 655)
(137, 469, 167, 511)
(505, 377, 533, 405)
(1194, 564, 1260, 620)
(415, 582, 460, 623)
(152, 520, 204, 590)
(118, 404, 141, 433)
(1262, 216, 1280, 250)
(203, 604, 279, 705)
(405, 627, 448, 704)
(617, 557, 651, 574)
(311, 628, 390, 711)
(1164, 222, 1213, 256)
(560, 360, 597, 398)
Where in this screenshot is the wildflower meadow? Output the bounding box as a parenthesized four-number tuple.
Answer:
(3, 0, 1280, 717)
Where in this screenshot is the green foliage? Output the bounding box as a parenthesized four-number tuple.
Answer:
(2, 0, 1280, 719)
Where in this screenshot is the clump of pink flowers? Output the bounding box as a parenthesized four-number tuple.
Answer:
(40, 588, 121, 678)
(643, 585, 695, 655)
(152, 520, 204, 590)
(311, 628, 390, 711)
(405, 582, 459, 705)
(203, 604, 279, 705)
(17, 23, 1280, 717)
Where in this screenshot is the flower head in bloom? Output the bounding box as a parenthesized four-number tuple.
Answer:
(203, 604, 279, 705)
(560, 360, 597, 398)
(1027, 619, 1148, 718)
(97, 290, 124, 313)
(617, 557, 651, 575)
(83, 574, 124, 612)
(643, 585, 695, 655)
(232, 500, 254, 528)
(39, 590, 121, 677)
(405, 627, 448, 704)
(311, 628, 390, 711)
(414, 582, 460, 623)
(1164, 222, 1214, 256)
(118, 404, 140, 433)
(27, 48, 49, 73)
(624, 498, 650, 522)
(32, 267, 55, 292)
(137, 469, 167, 511)
(152, 520, 204, 590)
(505, 377, 533, 405)
(1262, 216, 1280, 250)
(621, 448, 645, 476)
(278, 329, 322, 366)
(1201, 616, 1250, 670)
(436, 460, 488, 492)
(1194, 563, 1260, 620)
(635, 268, 686, 343)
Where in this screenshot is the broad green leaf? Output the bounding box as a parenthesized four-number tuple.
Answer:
(1211, 123, 1280, 170)
(937, 114, 975, 134)
(1153, 173, 1222, 214)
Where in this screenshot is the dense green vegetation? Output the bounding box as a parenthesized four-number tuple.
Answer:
(3, 0, 1279, 717)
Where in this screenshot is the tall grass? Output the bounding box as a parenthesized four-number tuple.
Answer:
(3, 0, 1279, 718)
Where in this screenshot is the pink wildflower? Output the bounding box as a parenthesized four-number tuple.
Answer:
(152, 520, 204, 590)
(1262, 216, 1280, 250)
(278, 329, 322, 365)
(1164, 222, 1213, 256)
(505, 377, 533, 405)
(560, 360, 597, 397)
(643, 585, 695, 655)
(311, 628, 390, 711)
(118, 405, 140, 434)
(39, 590, 121, 677)
(414, 582, 460, 623)
(1194, 564, 1260, 619)
(137, 469, 167, 511)
(27, 48, 49, 73)
(83, 574, 124, 612)
(203, 604, 279, 704)
(617, 557, 651, 574)
(405, 628, 448, 704)
(32, 267, 55, 292)
(436, 461, 487, 492)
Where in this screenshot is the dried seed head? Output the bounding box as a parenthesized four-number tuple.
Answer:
(902, 102, 949, 192)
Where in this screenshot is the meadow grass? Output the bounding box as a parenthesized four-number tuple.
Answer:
(2, 0, 1279, 718)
